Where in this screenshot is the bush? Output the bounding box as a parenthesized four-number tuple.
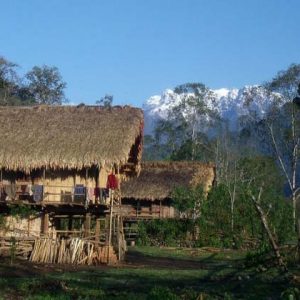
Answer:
(137, 219, 195, 247)
(147, 287, 179, 300)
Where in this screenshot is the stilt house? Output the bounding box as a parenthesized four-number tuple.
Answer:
(0, 105, 143, 264)
(121, 161, 215, 220)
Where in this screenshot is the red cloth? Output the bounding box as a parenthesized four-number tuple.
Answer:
(94, 187, 100, 198)
(106, 174, 118, 190)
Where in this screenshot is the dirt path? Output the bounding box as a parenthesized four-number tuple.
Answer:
(0, 248, 237, 276)
(123, 249, 235, 270)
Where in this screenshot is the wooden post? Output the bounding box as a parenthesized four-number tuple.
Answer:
(72, 171, 76, 204)
(95, 218, 101, 246)
(159, 200, 162, 218)
(84, 213, 91, 238)
(42, 212, 49, 235)
(85, 168, 88, 206)
(108, 191, 114, 264)
(42, 167, 46, 203)
(68, 216, 73, 236)
(27, 216, 30, 236)
(117, 215, 121, 261)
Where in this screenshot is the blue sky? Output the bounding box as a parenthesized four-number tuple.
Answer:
(1, 0, 299, 107)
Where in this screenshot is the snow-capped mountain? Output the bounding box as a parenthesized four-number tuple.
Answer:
(143, 86, 282, 134)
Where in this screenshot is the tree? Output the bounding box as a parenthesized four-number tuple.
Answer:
(96, 94, 113, 108)
(0, 56, 36, 106)
(154, 83, 218, 161)
(263, 64, 300, 231)
(0, 56, 19, 105)
(26, 65, 67, 105)
(237, 156, 292, 269)
(239, 64, 300, 231)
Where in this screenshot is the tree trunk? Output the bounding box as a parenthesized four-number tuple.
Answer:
(251, 189, 287, 271)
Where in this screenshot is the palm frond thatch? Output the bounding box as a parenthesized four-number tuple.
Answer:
(0, 105, 143, 172)
(121, 161, 215, 201)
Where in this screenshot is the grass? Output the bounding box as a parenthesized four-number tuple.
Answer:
(131, 246, 247, 261)
(0, 246, 298, 299)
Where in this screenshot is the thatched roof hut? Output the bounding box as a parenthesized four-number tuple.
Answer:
(121, 161, 215, 201)
(0, 105, 143, 173)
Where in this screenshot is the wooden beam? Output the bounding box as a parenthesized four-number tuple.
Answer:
(108, 191, 114, 263)
(68, 216, 73, 232)
(95, 218, 101, 245)
(42, 212, 49, 235)
(84, 213, 91, 237)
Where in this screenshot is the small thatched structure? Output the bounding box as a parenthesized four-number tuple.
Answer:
(121, 161, 215, 218)
(0, 105, 143, 172)
(122, 161, 215, 201)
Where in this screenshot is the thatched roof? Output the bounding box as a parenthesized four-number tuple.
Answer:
(0, 105, 143, 172)
(121, 161, 215, 201)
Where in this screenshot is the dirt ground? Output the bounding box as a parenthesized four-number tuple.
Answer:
(0, 247, 233, 277)
(0, 247, 298, 300)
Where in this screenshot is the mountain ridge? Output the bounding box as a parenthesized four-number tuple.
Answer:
(143, 85, 283, 134)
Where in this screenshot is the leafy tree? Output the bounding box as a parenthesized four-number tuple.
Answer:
(154, 83, 218, 161)
(0, 56, 36, 106)
(0, 56, 19, 105)
(26, 65, 67, 105)
(238, 64, 300, 231)
(96, 94, 113, 108)
(263, 64, 300, 230)
(172, 185, 205, 219)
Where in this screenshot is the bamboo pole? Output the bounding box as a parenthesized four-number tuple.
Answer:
(84, 213, 91, 238)
(42, 212, 49, 235)
(42, 167, 46, 203)
(95, 219, 100, 246)
(108, 190, 114, 264)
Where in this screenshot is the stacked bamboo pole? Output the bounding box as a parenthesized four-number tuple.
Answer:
(29, 237, 118, 265)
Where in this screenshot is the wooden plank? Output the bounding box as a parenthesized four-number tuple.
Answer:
(95, 219, 100, 245)
(42, 212, 49, 235)
(84, 213, 91, 237)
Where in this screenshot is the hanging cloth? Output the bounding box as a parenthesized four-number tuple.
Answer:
(33, 185, 43, 202)
(106, 174, 118, 190)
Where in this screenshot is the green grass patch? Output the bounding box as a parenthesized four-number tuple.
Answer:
(0, 246, 298, 299)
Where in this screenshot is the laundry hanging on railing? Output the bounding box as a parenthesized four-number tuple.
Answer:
(106, 174, 118, 190)
(33, 185, 43, 202)
(74, 184, 86, 203)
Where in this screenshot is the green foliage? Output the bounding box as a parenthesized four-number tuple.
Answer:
(96, 94, 113, 108)
(150, 82, 218, 161)
(137, 219, 194, 247)
(170, 136, 214, 161)
(198, 184, 235, 248)
(172, 185, 205, 218)
(138, 156, 294, 249)
(26, 65, 67, 105)
(0, 56, 67, 106)
(245, 243, 271, 267)
(266, 63, 300, 99)
(147, 287, 179, 300)
(281, 287, 300, 300)
(237, 156, 295, 244)
(0, 56, 36, 106)
(8, 204, 36, 219)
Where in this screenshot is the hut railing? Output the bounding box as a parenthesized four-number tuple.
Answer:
(0, 183, 111, 206)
